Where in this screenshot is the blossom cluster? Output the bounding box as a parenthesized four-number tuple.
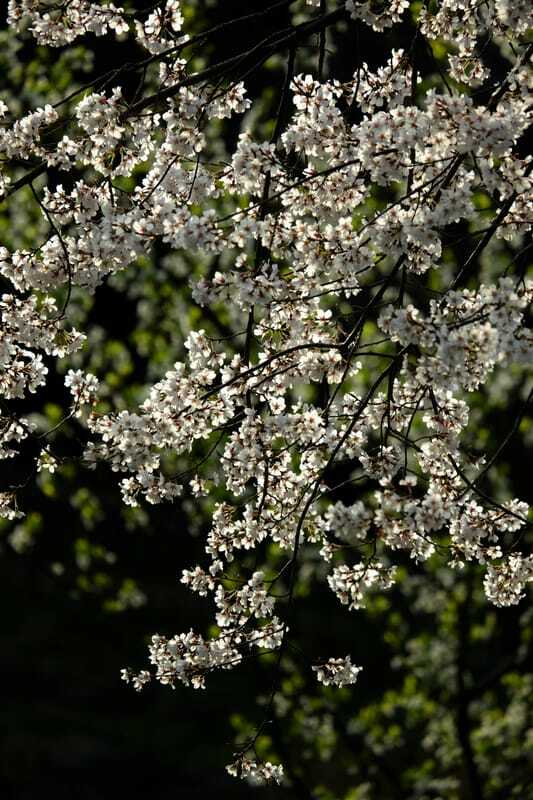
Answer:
(226, 757, 284, 785)
(312, 655, 363, 687)
(0, 0, 532, 782)
(7, 0, 129, 46)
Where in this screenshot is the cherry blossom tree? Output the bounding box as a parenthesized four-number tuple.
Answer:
(0, 0, 532, 792)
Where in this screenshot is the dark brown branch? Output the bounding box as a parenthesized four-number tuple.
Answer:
(3, 163, 47, 199)
(450, 169, 532, 291)
(128, 7, 346, 117)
